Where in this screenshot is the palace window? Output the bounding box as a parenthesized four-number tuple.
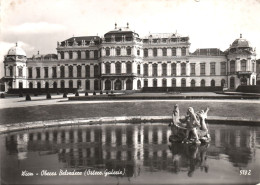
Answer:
(171, 63, 176, 76)
(60, 66, 65, 78)
(172, 78, 176, 87)
(162, 79, 167, 87)
(153, 79, 157, 87)
(94, 65, 99, 77)
(191, 79, 195, 87)
(77, 80, 81, 89)
(200, 63, 205, 75)
(85, 65, 90, 77)
(69, 51, 73, 59)
(77, 51, 81, 59)
(106, 63, 111, 74)
(116, 62, 121, 74)
(69, 80, 73, 89)
(86, 50, 90, 59)
(127, 47, 131, 55)
(162, 48, 167, 56)
(201, 79, 205, 87)
(36, 68, 41, 78)
(105, 48, 110, 56)
(172, 48, 176, 56)
(144, 64, 148, 76)
(60, 51, 64, 59)
(69, 66, 73, 77)
(52, 67, 57, 78)
(230, 60, 235, 73)
(153, 48, 157, 57)
(210, 63, 215, 75)
(181, 63, 186, 75)
(221, 62, 226, 75)
(9, 66, 13, 76)
(162, 63, 167, 76)
(221, 79, 225, 87)
(94, 79, 99, 90)
(77, 65, 82, 78)
(44, 67, 48, 78)
(137, 65, 140, 75)
(144, 79, 148, 87)
(60, 80, 65, 88)
(126, 62, 132, 74)
(85, 80, 90, 90)
(94, 50, 98, 59)
(181, 47, 186, 56)
(144, 49, 148, 57)
(190, 63, 195, 76)
(28, 68, 32, 78)
(137, 50, 140, 56)
(37, 82, 41, 89)
(211, 79, 215, 87)
(152, 63, 158, 76)
(181, 78, 186, 87)
(241, 60, 246, 71)
(18, 68, 23, 77)
(116, 47, 121, 56)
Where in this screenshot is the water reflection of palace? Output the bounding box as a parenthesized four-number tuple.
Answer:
(4, 124, 258, 177)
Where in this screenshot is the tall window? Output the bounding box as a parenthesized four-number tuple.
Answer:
(9, 66, 13, 76)
(181, 78, 186, 87)
(94, 50, 98, 59)
(153, 48, 157, 57)
(77, 65, 82, 77)
(36, 68, 40, 78)
(44, 67, 48, 78)
(52, 67, 57, 78)
(162, 63, 167, 76)
(144, 48, 148, 57)
(116, 47, 121, 56)
(210, 63, 215, 75)
(127, 47, 131, 55)
(18, 68, 23, 77)
(77, 51, 81, 59)
(181, 47, 186, 56)
(105, 48, 110, 56)
(190, 63, 195, 76)
(116, 62, 121, 74)
(144, 64, 148, 76)
(172, 48, 176, 56)
(28, 68, 32, 78)
(144, 79, 148, 87)
(211, 79, 215, 87)
(201, 79, 205, 87)
(241, 60, 246, 71)
(172, 78, 176, 87)
(60, 80, 65, 88)
(221, 62, 226, 75)
(191, 79, 195, 87)
(137, 65, 140, 75)
(162, 79, 167, 87)
(94, 65, 99, 77)
(162, 48, 167, 56)
(105, 63, 111, 74)
(230, 60, 235, 73)
(69, 51, 73, 59)
(252, 63, 255, 72)
(171, 63, 176, 76)
(137, 50, 140, 56)
(126, 62, 132, 74)
(69, 80, 73, 89)
(221, 79, 225, 87)
(181, 63, 186, 75)
(69, 66, 73, 77)
(94, 79, 99, 90)
(60, 51, 64, 59)
(86, 50, 90, 59)
(152, 63, 158, 76)
(77, 80, 81, 89)
(153, 79, 157, 87)
(200, 63, 205, 75)
(85, 65, 90, 77)
(60, 66, 65, 78)
(85, 80, 90, 90)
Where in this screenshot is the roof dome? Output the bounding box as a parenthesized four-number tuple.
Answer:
(7, 43, 26, 56)
(230, 34, 251, 48)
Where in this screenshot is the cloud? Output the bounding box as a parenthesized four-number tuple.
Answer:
(6, 22, 66, 34)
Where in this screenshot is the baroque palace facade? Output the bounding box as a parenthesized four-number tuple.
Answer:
(3, 23, 257, 91)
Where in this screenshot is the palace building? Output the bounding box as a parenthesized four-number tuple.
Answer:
(3, 23, 257, 91)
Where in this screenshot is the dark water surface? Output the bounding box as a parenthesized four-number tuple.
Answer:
(1, 123, 259, 185)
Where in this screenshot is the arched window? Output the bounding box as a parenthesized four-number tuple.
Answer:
(137, 80, 141, 89)
(85, 80, 90, 90)
(60, 66, 65, 78)
(126, 79, 133, 90)
(60, 80, 65, 89)
(153, 79, 157, 87)
(211, 79, 215, 87)
(77, 80, 81, 89)
(86, 50, 90, 59)
(241, 60, 247, 71)
(94, 65, 99, 77)
(60, 51, 64, 59)
(105, 80, 111, 90)
(85, 65, 90, 77)
(77, 65, 82, 77)
(162, 79, 167, 87)
(45, 82, 49, 89)
(144, 64, 148, 76)
(69, 66, 73, 77)
(172, 79, 176, 87)
(152, 63, 158, 76)
(105, 63, 111, 74)
(126, 47, 131, 55)
(29, 82, 33, 89)
(53, 81, 57, 89)
(69, 51, 73, 59)
(171, 63, 176, 76)
(230, 60, 235, 73)
(181, 47, 186, 56)
(181, 78, 186, 87)
(162, 48, 167, 56)
(105, 47, 110, 56)
(37, 82, 41, 89)
(191, 79, 195, 87)
(137, 65, 140, 75)
(77, 51, 81, 59)
(126, 62, 132, 74)
(69, 80, 73, 89)
(116, 47, 121, 56)
(221, 79, 225, 87)
(9, 66, 13, 76)
(137, 50, 140, 56)
(172, 48, 176, 56)
(181, 63, 186, 75)
(230, 77, 235, 89)
(116, 62, 121, 74)
(115, 79, 122, 90)
(144, 79, 148, 87)
(201, 79, 205, 87)
(94, 79, 99, 90)
(144, 48, 148, 57)
(162, 63, 167, 76)
(153, 48, 157, 57)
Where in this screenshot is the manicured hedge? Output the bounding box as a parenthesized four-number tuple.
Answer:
(7, 88, 78, 94)
(236, 85, 260, 93)
(142, 86, 223, 92)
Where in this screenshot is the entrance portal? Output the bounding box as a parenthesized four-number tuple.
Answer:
(114, 80, 122, 90)
(126, 79, 132, 90)
(240, 77, 247, 85)
(105, 80, 111, 90)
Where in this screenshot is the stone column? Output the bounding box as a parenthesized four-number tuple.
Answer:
(81, 51, 86, 59)
(48, 67, 52, 79)
(90, 64, 94, 77)
(167, 62, 171, 76)
(132, 62, 137, 74)
(176, 62, 181, 76)
(82, 65, 85, 77)
(65, 66, 69, 77)
(148, 63, 152, 76)
(101, 63, 105, 74)
(158, 63, 162, 76)
(122, 62, 126, 73)
(216, 62, 220, 75)
(111, 62, 115, 74)
(205, 62, 210, 75)
(167, 48, 171, 57)
(236, 59, 240, 72)
(73, 65, 77, 77)
(246, 59, 250, 71)
(186, 62, 190, 76)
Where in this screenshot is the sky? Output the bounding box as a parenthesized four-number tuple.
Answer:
(1, 0, 260, 77)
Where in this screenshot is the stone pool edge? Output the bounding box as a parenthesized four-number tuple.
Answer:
(0, 116, 260, 134)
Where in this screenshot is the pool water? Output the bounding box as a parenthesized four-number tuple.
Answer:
(1, 123, 259, 185)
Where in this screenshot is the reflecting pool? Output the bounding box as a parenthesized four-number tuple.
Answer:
(1, 123, 259, 185)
